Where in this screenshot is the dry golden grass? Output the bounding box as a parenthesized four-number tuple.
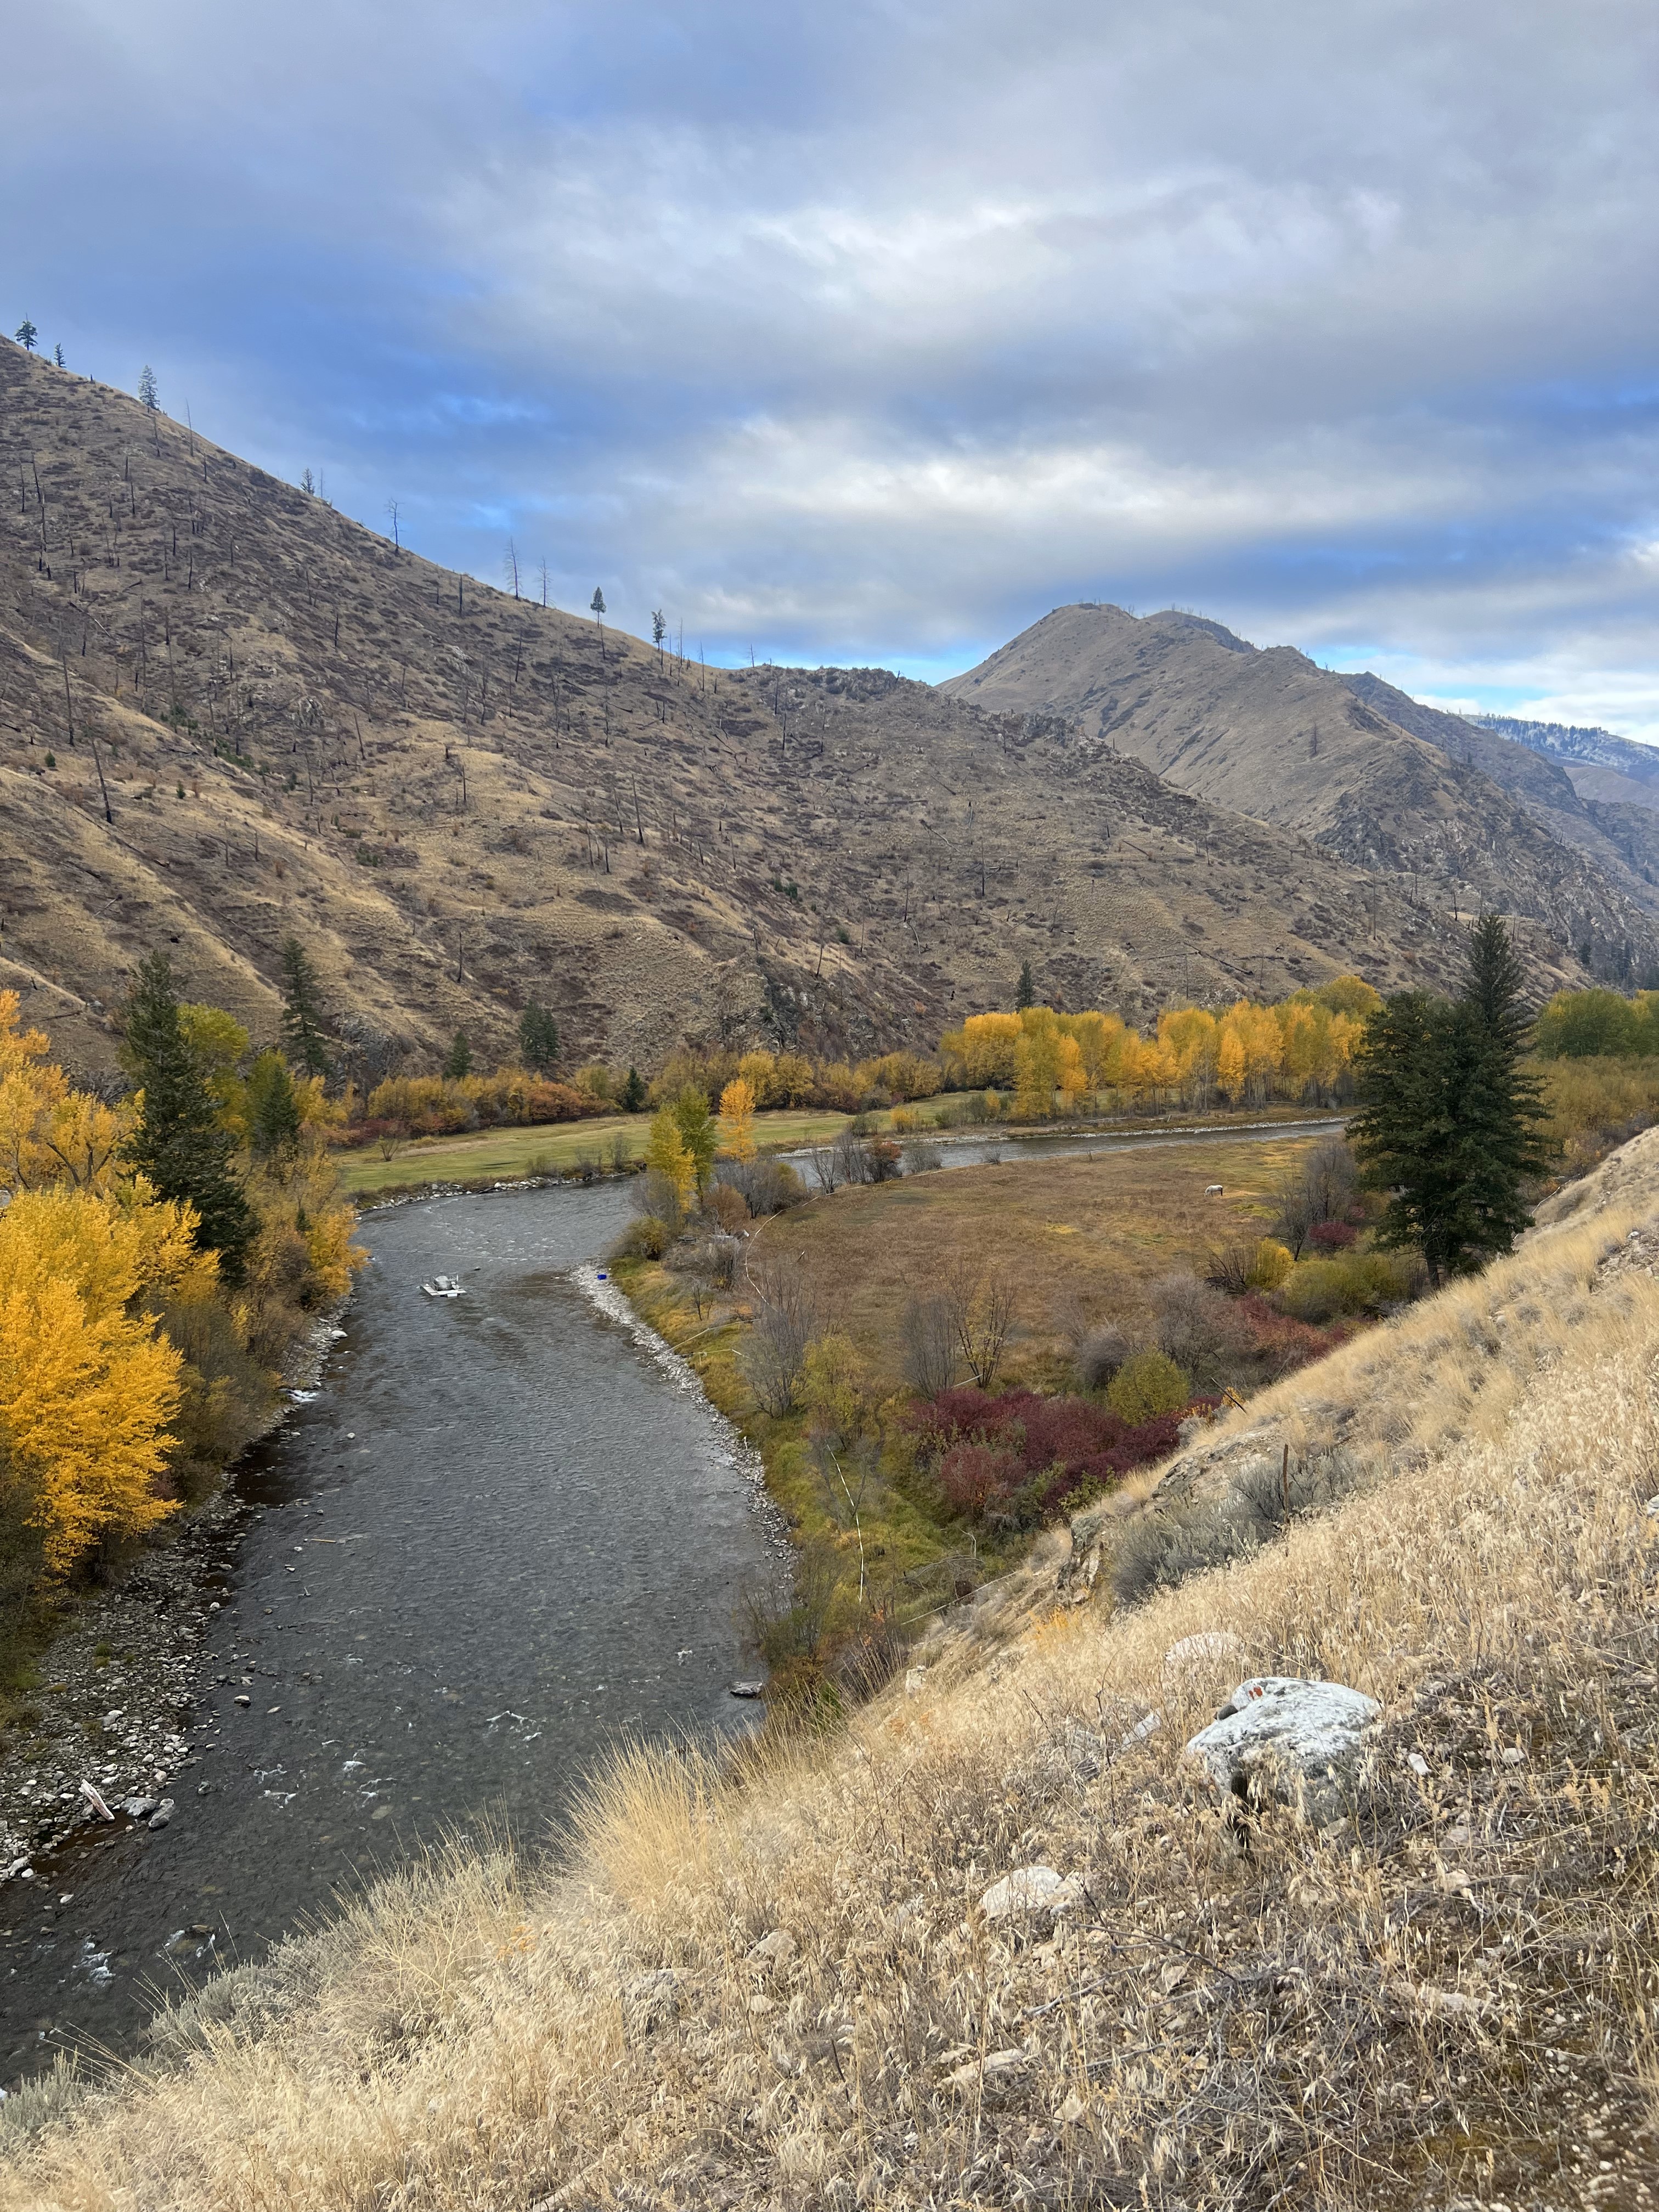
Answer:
(4, 1148, 1659, 2203)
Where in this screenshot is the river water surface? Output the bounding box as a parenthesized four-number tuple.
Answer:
(1, 1181, 781, 2084)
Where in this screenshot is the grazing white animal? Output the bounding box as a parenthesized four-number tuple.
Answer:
(1204, 1183, 1224, 1197)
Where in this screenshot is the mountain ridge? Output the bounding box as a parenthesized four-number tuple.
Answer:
(0, 348, 1610, 1078)
(943, 602, 1659, 977)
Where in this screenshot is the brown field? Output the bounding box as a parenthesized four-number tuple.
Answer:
(753, 1129, 1330, 1387)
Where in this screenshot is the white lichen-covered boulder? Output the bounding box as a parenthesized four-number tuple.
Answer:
(1185, 1675, 1381, 1826)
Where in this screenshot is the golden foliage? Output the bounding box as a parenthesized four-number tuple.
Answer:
(646, 1105, 695, 1206)
(0, 990, 129, 1194)
(0, 1187, 184, 1574)
(718, 1077, 757, 1161)
(944, 977, 1377, 1118)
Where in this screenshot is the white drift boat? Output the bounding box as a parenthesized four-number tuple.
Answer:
(421, 1274, 465, 1299)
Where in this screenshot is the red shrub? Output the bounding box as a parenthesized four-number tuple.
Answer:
(1309, 1218, 1357, 1249)
(905, 1386, 1200, 1523)
(1237, 1294, 1353, 1376)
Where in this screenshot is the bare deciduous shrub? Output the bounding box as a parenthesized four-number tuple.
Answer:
(832, 1124, 870, 1184)
(1073, 1322, 1131, 1392)
(900, 1290, 958, 1395)
(943, 1263, 1019, 1390)
(1272, 1135, 1359, 1255)
(1151, 1271, 1252, 1384)
(900, 1136, 943, 1172)
(714, 1157, 804, 1214)
(740, 1258, 825, 1415)
(805, 1142, 840, 1193)
(705, 1181, 749, 1234)
(631, 1167, 684, 1235)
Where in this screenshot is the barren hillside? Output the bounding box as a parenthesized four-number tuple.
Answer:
(0, 349, 1592, 1077)
(944, 603, 1659, 970)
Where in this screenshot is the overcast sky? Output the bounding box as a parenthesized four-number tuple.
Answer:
(8, 2, 1658, 732)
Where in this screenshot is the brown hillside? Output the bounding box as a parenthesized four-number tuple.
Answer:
(944, 602, 1659, 966)
(0, 347, 1588, 1077)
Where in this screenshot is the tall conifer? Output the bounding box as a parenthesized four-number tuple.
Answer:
(122, 952, 252, 1279)
(278, 936, 330, 1076)
(1352, 917, 1548, 1286)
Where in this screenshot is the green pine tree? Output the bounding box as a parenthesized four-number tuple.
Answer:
(673, 1085, 718, 1195)
(278, 936, 330, 1076)
(619, 1065, 646, 1113)
(1015, 958, 1035, 1011)
(14, 318, 37, 353)
(246, 1049, 303, 1163)
(121, 952, 253, 1279)
(138, 363, 158, 410)
(1352, 918, 1548, 1287)
(518, 1001, 560, 1073)
(443, 1030, 472, 1079)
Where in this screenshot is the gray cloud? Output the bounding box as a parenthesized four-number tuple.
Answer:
(8, 1, 1659, 724)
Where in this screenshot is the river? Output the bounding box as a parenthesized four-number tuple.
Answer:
(1, 1180, 782, 2086)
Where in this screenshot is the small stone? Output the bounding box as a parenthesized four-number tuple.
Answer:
(949, 2047, 1028, 2091)
(748, 1927, 798, 1967)
(1500, 1745, 1525, 1765)
(979, 1865, 1066, 1922)
(1057, 2089, 1087, 2124)
(729, 1680, 765, 1699)
(904, 1666, 928, 1697)
(234, 1695, 251, 1707)
(148, 1800, 176, 1831)
(121, 1797, 159, 1820)
(1163, 1630, 1246, 1680)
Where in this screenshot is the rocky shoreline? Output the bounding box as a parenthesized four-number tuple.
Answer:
(0, 1313, 348, 1897)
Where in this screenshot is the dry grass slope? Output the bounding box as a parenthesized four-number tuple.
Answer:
(4, 1144, 1659, 2204)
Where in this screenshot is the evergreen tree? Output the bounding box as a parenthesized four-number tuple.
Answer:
(1351, 918, 1547, 1286)
(278, 935, 330, 1076)
(443, 1030, 472, 1079)
(14, 318, 37, 353)
(138, 363, 158, 410)
(518, 1001, 560, 1073)
(673, 1085, 718, 1195)
(1015, 958, 1035, 1011)
(246, 1049, 302, 1163)
(121, 952, 252, 1279)
(52, 342, 65, 369)
(619, 1064, 646, 1113)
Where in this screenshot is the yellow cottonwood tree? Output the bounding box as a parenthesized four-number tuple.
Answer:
(719, 1077, 757, 1160)
(1217, 1026, 1246, 1104)
(0, 991, 129, 1195)
(646, 1104, 695, 1207)
(0, 1188, 184, 1574)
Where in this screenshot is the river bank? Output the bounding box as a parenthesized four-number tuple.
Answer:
(0, 1314, 348, 1895)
